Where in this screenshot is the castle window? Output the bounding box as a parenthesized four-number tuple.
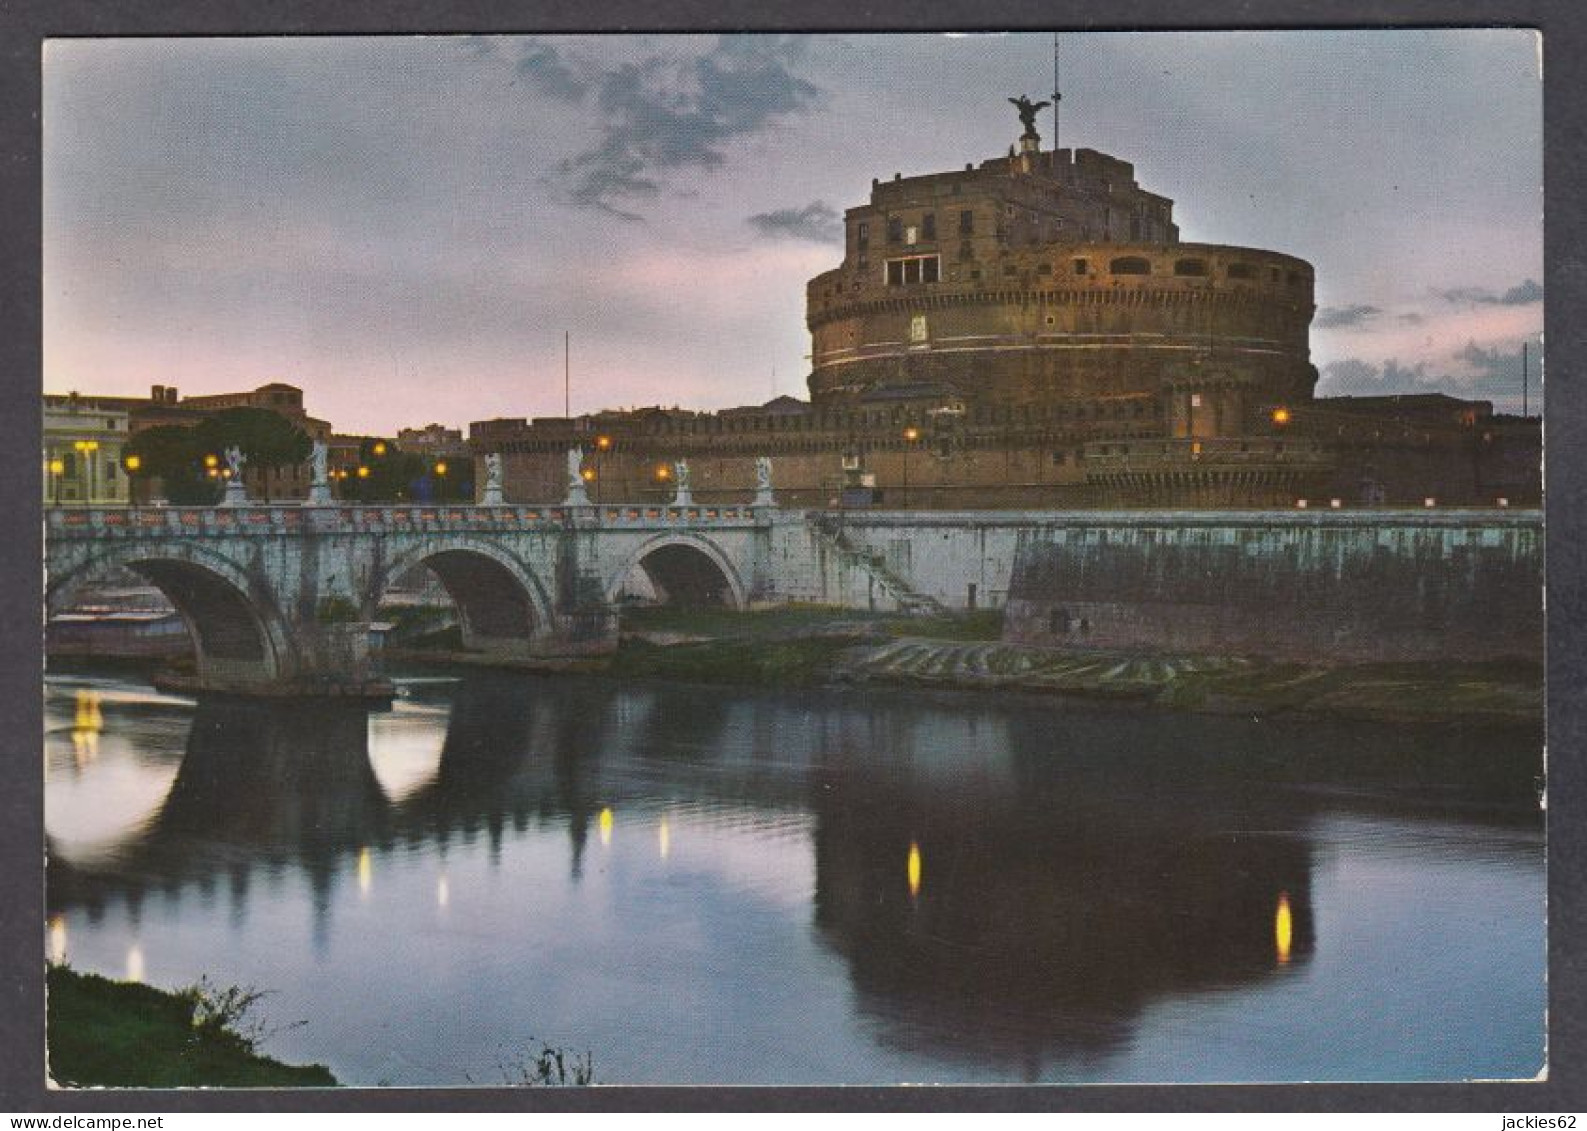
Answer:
(886, 255, 940, 285)
(1110, 256, 1151, 276)
(905, 225, 919, 245)
(958, 241, 973, 261)
(856, 222, 869, 248)
(1073, 258, 1089, 275)
(922, 213, 936, 240)
(1227, 262, 1256, 279)
(1130, 217, 1141, 240)
(1270, 267, 1281, 281)
(959, 209, 974, 235)
(910, 315, 928, 343)
(887, 217, 902, 244)
(1003, 264, 1017, 277)
(1173, 258, 1208, 277)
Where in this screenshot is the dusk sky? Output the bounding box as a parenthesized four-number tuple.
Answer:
(43, 31, 1543, 435)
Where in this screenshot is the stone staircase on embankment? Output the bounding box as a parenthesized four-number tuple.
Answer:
(806, 515, 947, 616)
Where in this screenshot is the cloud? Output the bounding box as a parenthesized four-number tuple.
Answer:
(1434, 277, 1543, 306)
(747, 201, 841, 242)
(555, 36, 821, 217)
(515, 40, 589, 103)
(1317, 338, 1540, 411)
(1314, 303, 1381, 329)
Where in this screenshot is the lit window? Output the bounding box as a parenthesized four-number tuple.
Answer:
(910, 315, 928, 343)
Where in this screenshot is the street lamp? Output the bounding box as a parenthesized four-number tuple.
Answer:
(73, 439, 99, 503)
(594, 435, 610, 502)
(902, 426, 920, 508)
(48, 457, 64, 505)
(1271, 406, 1292, 426)
(372, 440, 388, 457)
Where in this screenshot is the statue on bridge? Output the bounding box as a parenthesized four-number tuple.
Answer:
(481, 452, 505, 505)
(563, 446, 591, 506)
(219, 446, 249, 507)
(306, 440, 332, 506)
(753, 455, 775, 507)
(672, 459, 693, 508)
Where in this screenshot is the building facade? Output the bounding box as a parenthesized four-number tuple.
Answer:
(43, 395, 133, 505)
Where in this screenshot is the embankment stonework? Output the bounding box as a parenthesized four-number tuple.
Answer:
(992, 512, 1541, 663)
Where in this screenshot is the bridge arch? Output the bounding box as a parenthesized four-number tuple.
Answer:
(46, 542, 293, 683)
(605, 532, 747, 610)
(379, 537, 554, 653)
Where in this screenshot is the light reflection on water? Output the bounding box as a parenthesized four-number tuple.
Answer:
(44, 670, 1545, 1085)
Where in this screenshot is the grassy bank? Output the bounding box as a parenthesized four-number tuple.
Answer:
(384, 602, 1542, 726)
(47, 966, 337, 1088)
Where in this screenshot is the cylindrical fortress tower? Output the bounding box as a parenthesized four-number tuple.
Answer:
(805, 143, 1318, 443)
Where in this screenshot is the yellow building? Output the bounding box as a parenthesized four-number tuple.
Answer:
(44, 394, 132, 505)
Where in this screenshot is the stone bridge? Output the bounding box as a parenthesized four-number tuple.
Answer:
(46, 501, 1543, 696)
(45, 501, 814, 695)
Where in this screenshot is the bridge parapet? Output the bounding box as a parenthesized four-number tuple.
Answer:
(45, 502, 775, 539)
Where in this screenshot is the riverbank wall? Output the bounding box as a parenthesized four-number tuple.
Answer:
(807, 510, 1542, 663)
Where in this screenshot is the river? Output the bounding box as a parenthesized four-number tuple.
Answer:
(44, 668, 1546, 1086)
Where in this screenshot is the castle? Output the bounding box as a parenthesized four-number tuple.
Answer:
(471, 106, 1538, 510)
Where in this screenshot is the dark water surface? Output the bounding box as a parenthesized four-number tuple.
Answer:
(44, 669, 1546, 1085)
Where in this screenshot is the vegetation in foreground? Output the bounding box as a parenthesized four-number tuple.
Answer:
(46, 965, 337, 1088)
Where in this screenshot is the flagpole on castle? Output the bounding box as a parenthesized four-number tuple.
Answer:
(1052, 33, 1062, 151)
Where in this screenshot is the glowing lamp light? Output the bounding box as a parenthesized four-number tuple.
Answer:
(598, 806, 614, 846)
(658, 817, 670, 860)
(372, 441, 388, 456)
(126, 944, 146, 984)
(48, 458, 64, 475)
(655, 465, 671, 481)
(1424, 497, 1437, 508)
(48, 915, 67, 965)
(903, 426, 920, 442)
(74, 439, 99, 454)
(1275, 891, 1294, 964)
(1497, 497, 1510, 508)
(206, 468, 219, 479)
(357, 466, 371, 479)
(1329, 498, 1342, 509)
(436, 875, 450, 909)
(1271, 407, 1292, 426)
(596, 435, 612, 451)
(1295, 498, 1308, 509)
(124, 454, 142, 472)
(581, 468, 596, 482)
(434, 461, 448, 476)
(907, 841, 922, 900)
(204, 454, 219, 469)
(357, 846, 372, 897)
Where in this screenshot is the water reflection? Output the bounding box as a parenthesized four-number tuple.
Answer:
(43, 673, 1543, 1083)
(807, 716, 1319, 1072)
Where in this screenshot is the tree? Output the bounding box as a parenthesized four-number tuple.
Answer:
(123, 425, 222, 505)
(192, 408, 312, 503)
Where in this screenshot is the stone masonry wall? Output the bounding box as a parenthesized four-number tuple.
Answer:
(824, 511, 1542, 662)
